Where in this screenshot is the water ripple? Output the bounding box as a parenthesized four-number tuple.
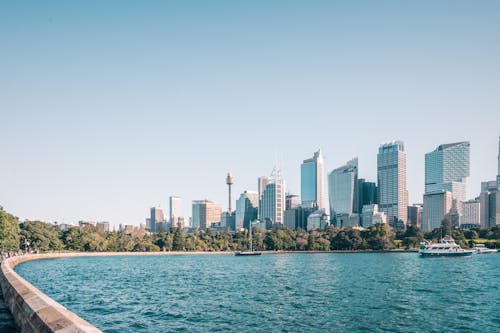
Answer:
(14, 253, 500, 332)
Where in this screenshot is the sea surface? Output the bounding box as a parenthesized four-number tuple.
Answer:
(15, 253, 500, 333)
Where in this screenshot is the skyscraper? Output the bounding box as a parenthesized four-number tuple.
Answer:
(377, 141, 408, 226)
(301, 149, 324, 209)
(425, 141, 470, 203)
(192, 200, 222, 230)
(258, 176, 270, 220)
(328, 158, 358, 224)
(260, 167, 285, 227)
(235, 191, 259, 230)
(169, 196, 183, 228)
(150, 206, 164, 232)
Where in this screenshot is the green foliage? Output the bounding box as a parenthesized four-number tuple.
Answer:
(0, 210, 20, 251)
(20, 221, 63, 252)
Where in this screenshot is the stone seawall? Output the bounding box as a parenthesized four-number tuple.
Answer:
(0, 254, 103, 333)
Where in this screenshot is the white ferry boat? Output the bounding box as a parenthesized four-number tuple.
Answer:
(473, 244, 497, 254)
(419, 237, 474, 257)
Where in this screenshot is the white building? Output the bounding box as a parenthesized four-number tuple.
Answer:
(361, 204, 387, 227)
(377, 141, 408, 226)
(169, 196, 183, 228)
(461, 199, 480, 226)
(422, 191, 452, 232)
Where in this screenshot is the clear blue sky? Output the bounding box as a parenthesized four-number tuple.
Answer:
(1, 1, 499, 227)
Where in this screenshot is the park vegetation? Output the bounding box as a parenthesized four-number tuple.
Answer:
(1, 208, 499, 254)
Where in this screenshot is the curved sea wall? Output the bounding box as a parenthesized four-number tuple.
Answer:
(0, 253, 105, 333)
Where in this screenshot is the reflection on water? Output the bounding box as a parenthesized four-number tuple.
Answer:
(16, 253, 500, 333)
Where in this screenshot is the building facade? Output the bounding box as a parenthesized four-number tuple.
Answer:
(422, 191, 452, 231)
(301, 149, 325, 209)
(425, 141, 470, 205)
(235, 191, 259, 230)
(328, 158, 358, 226)
(149, 207, 164, 232)
(377, 141, 408, 226)
(358, 179, 377, 210)
(361, 204, 387, 227)
(192, 200, 222, 230)
(407, 204, 423, 228)
(169, 196, 183, 228)
(461, 199, 480, 226)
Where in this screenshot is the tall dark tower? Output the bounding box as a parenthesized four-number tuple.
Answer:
(226, 172, 234, 213)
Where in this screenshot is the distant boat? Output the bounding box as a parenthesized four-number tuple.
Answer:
(419, 237, 474, 257)
(235, 222, 261, 256)
(473, 244, 497, 254)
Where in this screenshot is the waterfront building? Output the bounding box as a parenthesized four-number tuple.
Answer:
(259, 168, 285, 227)
(335, 213, 360, 228)
(479, 181, 500, 227)
(361, 204, 387, 227)
(407, 204, 423, 228)
(377, 141, 408, 226)
(169, 196, 183, 228)
(220, 212, 234, 231)
(306, 210, 329, 231)
(149, 207, 164, 233)
(192, 200, 222, 230)
(461, 199, 480, 227)
(358, 179, 377, 209)
(301, 149, 325, 209)
(235, 191, 259, 230)
(425, 142, 470, 213)
(258, 176, 271, 220)
(422, 191, 452, 231)
(285, 193, 301, 210)
(284, 206, 314, 230)
(328, 158, 358, 226)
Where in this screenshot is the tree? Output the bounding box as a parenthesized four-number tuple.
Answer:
(20, 221, 63, 252)
(172, 227, 185, 251)
(0, 210, 20, 251)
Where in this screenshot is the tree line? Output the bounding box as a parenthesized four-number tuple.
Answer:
(1, 209, 499, 253)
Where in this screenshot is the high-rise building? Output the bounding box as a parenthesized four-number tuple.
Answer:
(328, 158, 358, 224)
(258, 176, 270, 220)
(192, 200, 222, 230)
(301, 149, 325, 209)
(358, 179, 377, 210)
(235, 191, 259, 230)
(169, 196, 183, 228)
(150, 207, 164, 232)
(422, 191, 452, 231)
(284, 206, 315, 230)
(479, 181, 500, 227)
(407, 204, 423, 228)
(461, 199, 480, 227)
(96, 221, 110, 233)
(260, 168, 285, 227)
(425, 142, 470, 204)
(377, 141, 408, 226)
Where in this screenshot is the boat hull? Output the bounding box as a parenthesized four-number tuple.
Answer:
(419, 251, 474, 257)
(235, 251, 262, 256)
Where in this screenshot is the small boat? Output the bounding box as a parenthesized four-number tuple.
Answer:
(473, 244, 497, 254)
(419, 237, 474, 257)
(235, 222, 261, 256)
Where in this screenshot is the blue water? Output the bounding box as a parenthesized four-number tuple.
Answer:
(15, 253, 500, 332)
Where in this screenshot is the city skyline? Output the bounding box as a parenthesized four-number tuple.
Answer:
(1, 1, 500, 225)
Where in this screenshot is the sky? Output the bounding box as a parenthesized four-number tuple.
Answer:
(1, 1, 499, 227)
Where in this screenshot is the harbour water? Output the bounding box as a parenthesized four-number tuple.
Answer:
(15, 253, 500, 332)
